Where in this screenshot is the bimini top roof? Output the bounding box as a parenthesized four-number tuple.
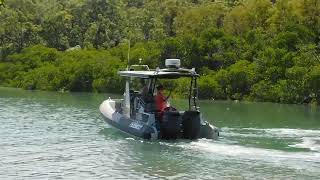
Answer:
(118, 68, 199, 79)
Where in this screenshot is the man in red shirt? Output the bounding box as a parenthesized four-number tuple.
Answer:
(155, 85, 170, 112)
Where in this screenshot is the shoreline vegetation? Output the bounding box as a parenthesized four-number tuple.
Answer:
(0, 0, 319, 105)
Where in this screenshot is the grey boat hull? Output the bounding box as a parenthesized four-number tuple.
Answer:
(101, 113, 157, 139)
(100, 99, 219, 140)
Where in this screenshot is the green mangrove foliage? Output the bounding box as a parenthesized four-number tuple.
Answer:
(1, 45, 124, 93)
(0, 0, 319, 104)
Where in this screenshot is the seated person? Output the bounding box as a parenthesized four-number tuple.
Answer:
(155, 84, 171, 112)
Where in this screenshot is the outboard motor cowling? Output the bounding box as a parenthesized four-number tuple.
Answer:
(182, 111, 201, 139)
(160, 111, 181, 139)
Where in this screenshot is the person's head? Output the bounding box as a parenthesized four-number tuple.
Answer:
(157, 84, 164, 93)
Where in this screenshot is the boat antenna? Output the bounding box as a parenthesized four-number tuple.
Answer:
(127, 38, 130, 70)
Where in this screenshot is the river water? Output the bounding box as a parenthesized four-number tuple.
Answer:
(1, 87, 320, 179)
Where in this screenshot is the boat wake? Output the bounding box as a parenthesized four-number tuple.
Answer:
(221, 127, 320, 152)
(153, 127, 320, 175)
(289, 137, 320, 151)
(187, 139, 319, 172)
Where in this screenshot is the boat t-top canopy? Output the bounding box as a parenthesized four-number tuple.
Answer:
(118, 68, 199, 79)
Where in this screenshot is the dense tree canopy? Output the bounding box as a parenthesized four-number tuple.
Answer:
(0, 0, 319, 105)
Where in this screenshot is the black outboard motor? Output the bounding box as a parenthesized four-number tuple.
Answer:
(160, 111, 181, 139)
(182, 111, 201, 139)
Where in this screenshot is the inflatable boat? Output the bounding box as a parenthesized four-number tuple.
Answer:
(99, 59, 219, 140)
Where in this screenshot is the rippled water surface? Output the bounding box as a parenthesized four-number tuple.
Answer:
(1, 87, 320, 179)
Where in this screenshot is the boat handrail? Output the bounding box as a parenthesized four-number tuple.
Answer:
(129, 64, 150, 71)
